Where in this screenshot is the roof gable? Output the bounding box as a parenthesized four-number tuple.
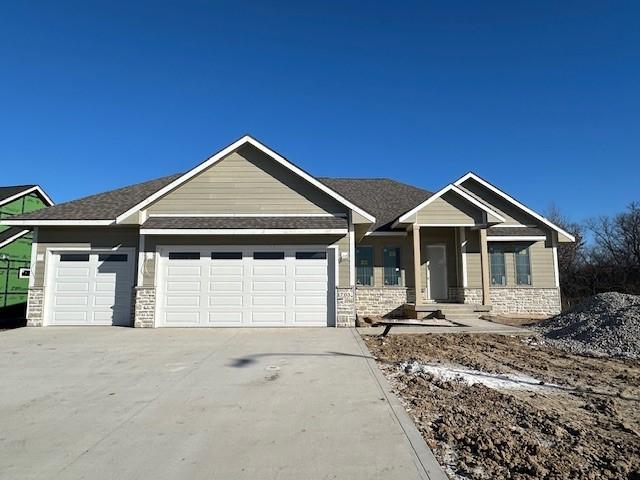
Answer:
(454, 172, 575, 242)
(0, 185, 53, 208)
(145, 143, 346, 216)
(116, 135, 376, 224)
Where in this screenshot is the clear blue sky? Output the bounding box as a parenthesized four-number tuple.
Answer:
(1, 1, 638, 223)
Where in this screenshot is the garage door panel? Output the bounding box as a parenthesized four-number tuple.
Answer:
(167, 265, 201, 276)
(209, 281, 243, 292)
(251, 311, 286, 323)
(208, 311, 243, 323)
(157, 246, 331, 327)
(252, 295, 286, 306)
(209, 295, 243, 306)
(55, 282, 89, 292)
(210, 265, 243, 276)
(57, 267, 90, 278)
(46, 250, 134, 326)
(166, 296, 200, 307)
(252, 265, 286, 276)
(167, 281, 201, 292)
(252, 281, 285, 292)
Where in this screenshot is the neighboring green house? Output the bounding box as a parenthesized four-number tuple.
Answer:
(0, 186, 53, 312)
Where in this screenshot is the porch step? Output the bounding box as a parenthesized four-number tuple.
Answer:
(403, 303, 491, 321)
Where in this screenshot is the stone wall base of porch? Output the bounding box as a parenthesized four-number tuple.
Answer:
(449, 287, 561, 317)
(354, 287, 416, 319)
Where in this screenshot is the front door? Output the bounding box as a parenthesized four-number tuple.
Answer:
(426, 245, 447, 300)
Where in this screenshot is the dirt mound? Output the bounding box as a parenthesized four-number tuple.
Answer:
(534, 292, 640, 358)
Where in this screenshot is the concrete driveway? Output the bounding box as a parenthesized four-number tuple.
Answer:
(0, 327, 444, 480)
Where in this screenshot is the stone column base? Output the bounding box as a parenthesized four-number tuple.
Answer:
(336, 287, 356, 327)
(133, 287, 156, 328)
(26, 287, 44, 327)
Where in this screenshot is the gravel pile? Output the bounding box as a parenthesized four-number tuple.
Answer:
(534, 292, 640, 358)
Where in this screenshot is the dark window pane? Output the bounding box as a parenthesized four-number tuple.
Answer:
(211, 252, 242, 260)
(383, 247, 401, 286)
(295, 251, 326, 260)
(98, 254, 128, 262)
(515, 246, 531, 285)
(59, 253, 89, 262)
(253, 252, 285, 260)
(169, 252, 199, 260)
(489, 245, 506, 285)
(356, 247, 373, 286)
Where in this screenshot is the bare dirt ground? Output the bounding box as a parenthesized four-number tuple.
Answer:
(364, 334, 640, 480)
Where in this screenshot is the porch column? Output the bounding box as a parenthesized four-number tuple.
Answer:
(412, 224, 423, 304)
(479, 228, 492, 306)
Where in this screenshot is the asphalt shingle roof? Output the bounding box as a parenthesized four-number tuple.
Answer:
(488, 226, 547, 237)
(8, 174, 181, 221)
(142, 216, 348, 230)
(319, 178, 432, 230)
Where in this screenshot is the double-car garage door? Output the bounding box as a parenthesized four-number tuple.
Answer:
(156, 246, 334, 327)
(44, 246, 334, 327)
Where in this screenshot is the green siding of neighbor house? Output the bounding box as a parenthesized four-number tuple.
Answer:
(0, 193, 47, 308)
(146, 144, 347, 216)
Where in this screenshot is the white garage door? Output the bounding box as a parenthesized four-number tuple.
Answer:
(156, 246, 334, 327)
(45, 250, 135, 326)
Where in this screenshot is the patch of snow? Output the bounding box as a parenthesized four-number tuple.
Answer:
(403, 361, 551, 391)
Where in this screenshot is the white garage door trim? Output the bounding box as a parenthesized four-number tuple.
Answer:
(154, 245, 338, 328)
(43, 247, 136, 326)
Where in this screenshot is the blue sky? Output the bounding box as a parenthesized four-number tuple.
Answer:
(1, 1, 638, 223)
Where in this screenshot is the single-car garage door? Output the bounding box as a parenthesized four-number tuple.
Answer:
(156, 246, 335, 327)
(45, 249, 135, 326)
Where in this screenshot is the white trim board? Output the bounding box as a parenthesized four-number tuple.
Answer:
(115, 135, 376, 224)
(147, 213, 346, 218)
(454, 172, 575, 242)
(0, 229, 30, 249)
(394, 183, 505, 227)
(0, 186, 54, 208)
(139, 228, 348, 235)
(487, 236, 547, 242)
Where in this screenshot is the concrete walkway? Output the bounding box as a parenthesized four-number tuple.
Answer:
(0, 327, 445, 480)
(358, 317, 532, 335)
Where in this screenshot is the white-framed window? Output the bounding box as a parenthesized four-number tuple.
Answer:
(18, 267, 30, 279)
(489, 245, 506, 286)
(355, 246, 374, 286)
(515, 245, 532, 285)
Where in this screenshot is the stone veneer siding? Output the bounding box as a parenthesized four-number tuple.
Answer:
(354, 287, 415, 319)
(133, 287, 156, 328)
(336, 287, 356, 327)
(26, 287, 44, 327)
(451, 287, 561, 317)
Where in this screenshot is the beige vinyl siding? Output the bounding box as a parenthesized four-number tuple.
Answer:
(146, 144, 346, 216)
(486, 240, 556, 288)
(465, 229, 483, 288)
(414, 192, 484, 225)
(33, 227, 139, 287)
(458, 179, 547, 228)
(142, 234, 350, 287)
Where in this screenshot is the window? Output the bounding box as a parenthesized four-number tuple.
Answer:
(356, 246, 374, 286)
(383, 247, 401, 286)
(515, 246, 532, 285)
(59, 253, 90, 262)
(253, 252, 284, 260)
(169, 252, 199, 260)
(98, 254, 128, 262)
(18, 268, 30, 278)
(489, 245, 506, 286)
(295, 251, 327, 260)
(211, 252, 242, 260)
